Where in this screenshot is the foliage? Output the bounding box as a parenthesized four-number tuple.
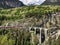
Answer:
(46, 35, 60, 45)
(0, 5, 60, 25)
(0, 28, 31, 45)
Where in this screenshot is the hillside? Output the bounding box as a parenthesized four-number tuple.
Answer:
(0, 5, 60, 45)
(0, 0, 24, 8)
(0, 5, 60, 26)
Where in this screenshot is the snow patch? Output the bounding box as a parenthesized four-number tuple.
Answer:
(19, 0, 45, 5)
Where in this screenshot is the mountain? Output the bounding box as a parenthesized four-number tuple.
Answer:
(0, 0, 24, 8)
(19, 0, 45, 5)
(42, 0, 60, 5)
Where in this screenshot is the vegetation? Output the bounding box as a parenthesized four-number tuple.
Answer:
(0, 5, 60, 25)
(0, 5, 60, 45)
(0, 28, 32, 45)
(0, 28, 60, 45)
(46, 35, 60, 45)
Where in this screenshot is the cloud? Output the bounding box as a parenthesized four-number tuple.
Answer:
(19, 0, 45, 5)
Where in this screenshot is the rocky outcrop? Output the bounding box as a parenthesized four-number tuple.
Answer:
(42, 0, 60, 5)
(0, 0, 24, 8)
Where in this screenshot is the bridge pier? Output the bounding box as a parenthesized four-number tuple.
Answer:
(34, 27, 37, 34)
(45, 28, 48, 40)
(39, 28, 42, 44)
(29, 27, 32, 31)
(29, 27, 49, 45)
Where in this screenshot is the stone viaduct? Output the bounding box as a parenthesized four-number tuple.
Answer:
(0, 11, 60, 45)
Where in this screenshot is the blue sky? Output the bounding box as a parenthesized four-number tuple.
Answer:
(19, 0, 46, 5)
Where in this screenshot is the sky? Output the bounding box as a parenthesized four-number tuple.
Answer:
(19, 0, 46, 5)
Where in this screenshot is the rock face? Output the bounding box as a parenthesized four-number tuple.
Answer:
(0, 0, 24, 8)
(42, 0, 60, 5)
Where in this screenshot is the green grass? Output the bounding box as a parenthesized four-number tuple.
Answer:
(0, 5, 60, 25)
(0, 5, 60, 19)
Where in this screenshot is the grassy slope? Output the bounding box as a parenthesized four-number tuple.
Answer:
(0, 5, 60, 25)
(0, 5, 60, 20)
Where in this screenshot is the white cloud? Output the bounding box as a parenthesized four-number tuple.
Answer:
(19, 0, 45, 5)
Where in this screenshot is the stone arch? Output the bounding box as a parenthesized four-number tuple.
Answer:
(31, 27, 35, 31)
(36, 28, 40, 34)
(41, 28, 45, 43)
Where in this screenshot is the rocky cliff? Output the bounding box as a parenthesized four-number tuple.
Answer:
(42, 0, 60, 5)
(0, 0, 24, 8)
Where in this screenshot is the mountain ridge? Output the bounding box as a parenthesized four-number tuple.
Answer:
(0, 0, 24, 8)
(42, 0, 60, 5)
